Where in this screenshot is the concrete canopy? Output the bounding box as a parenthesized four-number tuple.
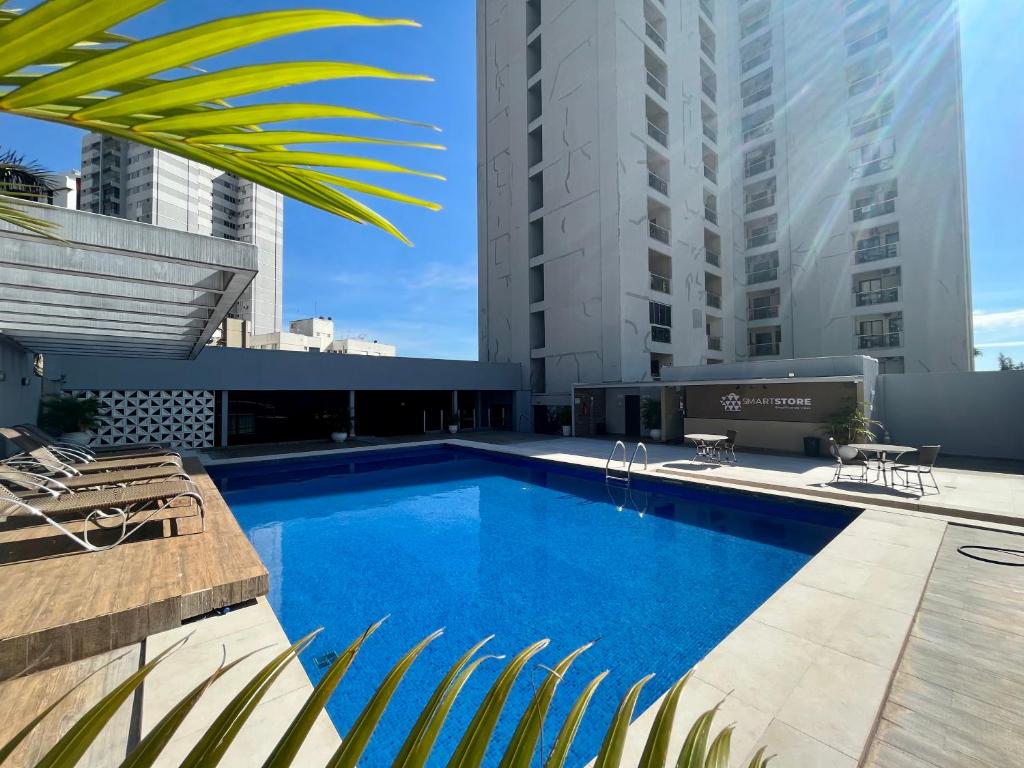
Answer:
(0, 201, 257, 360)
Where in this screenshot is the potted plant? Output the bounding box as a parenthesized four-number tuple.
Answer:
(330, 412, 350, 443)
(822, 400, 883, 445)
(448, 413, 460, 434)
(641, 397, 662, 441)
(38, 394, 102, 445)
(560, 406, 573, 437)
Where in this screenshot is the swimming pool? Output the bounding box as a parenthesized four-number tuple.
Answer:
(211, 445, 853, 766)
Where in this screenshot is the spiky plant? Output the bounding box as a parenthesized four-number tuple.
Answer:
(0, 1, 443, 243)
(0, 624, 773, 768)
(0, 148, 62, 237)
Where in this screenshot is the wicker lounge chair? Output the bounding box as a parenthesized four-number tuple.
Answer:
(0, 479, 204, 552)
(0, 465, 190, 496)
(2, 428, 181, 477)
(15, 423, 175, 461)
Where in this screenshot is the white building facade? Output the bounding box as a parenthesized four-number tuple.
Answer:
(477, 0, 972, 411)
(79, 134, 285, 335)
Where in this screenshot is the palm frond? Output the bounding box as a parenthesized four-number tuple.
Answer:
(3, 625, 770, 768)
(0, 2, 443, 243)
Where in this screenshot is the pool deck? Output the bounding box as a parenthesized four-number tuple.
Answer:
(1, 435, 1021, 766)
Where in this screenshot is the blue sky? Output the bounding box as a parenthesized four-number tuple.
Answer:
(0, 0, 1020, 368)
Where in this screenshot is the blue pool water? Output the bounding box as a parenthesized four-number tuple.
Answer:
(212, 446, 852, 766)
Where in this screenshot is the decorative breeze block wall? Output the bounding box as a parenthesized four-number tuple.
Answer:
(66, 390, 216, 449)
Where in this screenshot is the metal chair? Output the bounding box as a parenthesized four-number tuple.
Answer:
(722, 430, 738, 463)
(893, 445, 941, 495)
(829, 437, 867, 482)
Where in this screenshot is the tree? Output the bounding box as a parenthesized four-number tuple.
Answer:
(998, 353, 1024, 371)
(0, 149, 61, 237)
(0, 2, 443, 242)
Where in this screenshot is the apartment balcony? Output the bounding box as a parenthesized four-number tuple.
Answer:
(706, 291, 722, 309)
(650, 272, 671, 294)
(851, 111, 892, 137)
(742, 85, 772, 108)
(849, 70, 889, 97)
(699, 0, 714, 21)
(705, 250, 721, 268)
(857, 332, 903, 350)
(648, 169, 669, 196)
(854, 242, 899, 264)
(700, 38, 715, 61)
(855, 286, 900, 306)
(704, 206, 718, 225)
(647, 120, 668, 147)
(847, 27, 888, 56)
(852, 199, 895, 222)
(743, 121, 772, 143)
(742, 50, 770, 73)
(748, 304, 780, 321)
(746, 265, 778, 284)
(749, 341, 780, 356)
(745, 191, 775, 214)
(703, 165, 718, 184)
(741, 15, 769, 39)
(851, 156, 894, 179)
(744, 155, 775, 177)
(746, 230, 776, 249)
(707, 335, 722, 351)
(646, 69, 667, 98)
(651, 324, 672, 344)
(702, 122, 718, 143)
(645, 21, 665, 51)
(649, 219, 671, 244)
(701, 80, 716, 101)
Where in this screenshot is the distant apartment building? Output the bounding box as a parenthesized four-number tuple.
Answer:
(248, 316, 397, 357)
(477, 0, 972, 413)
(79, 134, 284, 335)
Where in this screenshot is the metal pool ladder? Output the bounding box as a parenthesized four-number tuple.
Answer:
(606, 441, 648, 485)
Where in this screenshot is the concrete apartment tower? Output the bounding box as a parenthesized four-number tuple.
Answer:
(477, 0, 973, 417)
(79, 134, 285, 335)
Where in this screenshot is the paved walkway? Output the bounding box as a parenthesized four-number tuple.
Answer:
(863, 524, 1024, 768)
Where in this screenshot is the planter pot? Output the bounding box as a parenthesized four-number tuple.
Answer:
(330, 432, 348, 443)
(448, 425, 459, 434)
(61, 431, 90, 446)
(649, 429, 662, 441)
(561, 425, 572, 437)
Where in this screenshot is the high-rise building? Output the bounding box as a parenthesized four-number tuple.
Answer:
(79, 134, 284, 335)
(477, 0, 972, 415)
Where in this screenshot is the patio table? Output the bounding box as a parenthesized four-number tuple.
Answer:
(848, 443, 917, 487)
(685, 433, 729, 463)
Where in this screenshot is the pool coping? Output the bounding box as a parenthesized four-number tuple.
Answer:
(201, 439, 948, 766)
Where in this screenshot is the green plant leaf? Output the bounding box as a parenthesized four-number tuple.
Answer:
(675, 704, 721, 768)
(593, 673, 655, 768)
(499, 642, 594, 768)
(178, 629, 321, 768)
(133, 103, 440, 135)
(326, 628, 443, 768)
(448, 639, 550, 768)
(702, 726, 733, 768)
(186, 130, 445, 151)
(32, 637, 189, 768)
(745, 745, 772, 768)
(240, 151, 445, 180)
(3, 11, 420, 110)
(262, 618, 387, 768)
(639, 672, 692, 768)
(72, 62, 433, 122)
(543, 670, 609, 768)
(393, 635, 495, 768)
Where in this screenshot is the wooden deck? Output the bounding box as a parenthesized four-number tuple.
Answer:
(864, 523, 1024, 767)
(0, 457, 267, 681)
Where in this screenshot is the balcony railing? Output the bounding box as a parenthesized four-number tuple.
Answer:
(707, 335, 722, 351)
(852, 198, 896, 221)
(853, 242, 899, 263)
(650, 272, 671, 294)
(744, 155, 775, 177)
(699, 0, 714, 20)
(704, 206, 718, 225)
(855, 287, 900, 306)
(745, 191, 775, 213)
(706, 292, 722, 309)
(851, 111, 892, 137)
(857, 331, 903, 350)
(703, 165, 718, 184)
(742, 85, 772, 107)
(706, 250, 721, 267)
(647, 120, 668, 146)
(749, 341, 780, 356)
(741, 50, 770, 73)
(702, 122, 718, 143)
(651, 324, 672, 343)
(648, 170, 668, 195)
(701, 81, 716, 101)
(746, 265, 778, 284)
(700, 38, 715, 61)
(851, 156, 894, 178)
(743, 121, 772, 142)
(741, 15, 769, 39)
(847, 27, 888, 56)
(649, 219, 671, 244)
(748, 304, 780, 320)
(849, 69, 889, 97)
(646, 69, 667, 98)
(746, 230, 776, 248)
(645, 21, 665, 51)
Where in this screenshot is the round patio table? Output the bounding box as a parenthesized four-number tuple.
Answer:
(848, 443, 916, 487)
(685, 433, 729, 463)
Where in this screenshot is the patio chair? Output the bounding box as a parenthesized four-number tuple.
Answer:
(0, 478, 205, 552)
(892, 445, 941, 495)
(722, 430, 738, 463)
(1, 429, 181, 477)
(0, 465, 191, 497)
(829, 437, 867, 482)
(13, 424, 179, 462)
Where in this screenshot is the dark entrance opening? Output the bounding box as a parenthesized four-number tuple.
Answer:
(226, 390, 348, 446)
(624, 395, 642, 436)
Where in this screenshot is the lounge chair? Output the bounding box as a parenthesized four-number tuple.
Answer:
(829, 437, 867, 482)
(0, 465, 190, 497)
(0, 478, 204, 552)
(1, 428, 181, 477)
(892, 445, 941, 495)
(15, 423, 175, 461)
